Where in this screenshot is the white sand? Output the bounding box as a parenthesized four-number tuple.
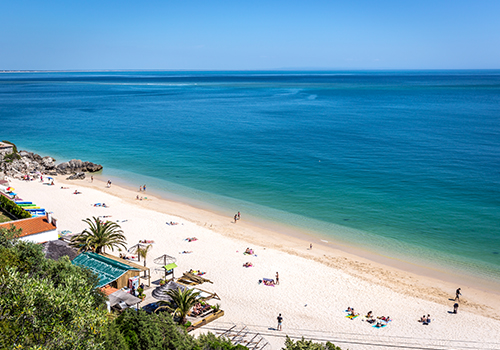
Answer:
(10, 177, 500, 350)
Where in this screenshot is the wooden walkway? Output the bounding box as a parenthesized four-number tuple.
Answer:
(217, 323, 271, 350)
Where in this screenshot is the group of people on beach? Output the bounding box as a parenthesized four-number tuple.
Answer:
(233, 211, 241, 223)
(139, 184, 146, 192)
(346, 307, 391, 328)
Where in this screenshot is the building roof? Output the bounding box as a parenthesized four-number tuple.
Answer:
(108, 289, 142, 308)
(101, 252, 150, 272)
(0, 216, 57, 238)
(101, 285, 119, 296)
(42, 239, 79, 261)
(72, 252, 140, 288)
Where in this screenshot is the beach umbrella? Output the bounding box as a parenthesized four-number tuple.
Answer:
(6, 187, 14, 192)
(47, 177, 53, 180)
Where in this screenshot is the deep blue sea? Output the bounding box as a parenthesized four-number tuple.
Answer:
(1, 71, 499, 282)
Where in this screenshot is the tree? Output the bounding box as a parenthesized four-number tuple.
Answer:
(137, 244, 153, 276)
(70, 217, 127, 253)
(0, 224, 22, 244)
(108, 309, 194, 350)
(283, 336, 345, 350)
(165, 287, 201, 324)
(0, 239, 108, 349)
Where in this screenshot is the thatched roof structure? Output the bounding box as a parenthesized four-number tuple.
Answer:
(42, 239, 78, 261)
(151, 280, 186, 301)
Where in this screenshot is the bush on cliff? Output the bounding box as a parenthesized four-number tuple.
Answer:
(0, 195, 31, 219)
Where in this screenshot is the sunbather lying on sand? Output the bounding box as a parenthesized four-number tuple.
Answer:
(185, 237, 198, 242)
(73, 190, 82, 194)
(261, 278, 275, 286)
(244, 248, 254, 255)
(378, 316, 391, 322)
(179, 251, 192, 254)
(166, 221, 179, 225)
(243, 262, 253, 268)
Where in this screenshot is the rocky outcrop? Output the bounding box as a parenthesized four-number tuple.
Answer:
(0, 143, 103, 179)
(56, 159, 103, 175)
(66, 172, 86, 180)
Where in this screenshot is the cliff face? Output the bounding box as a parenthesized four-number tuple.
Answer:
(0, 148, 103, 179)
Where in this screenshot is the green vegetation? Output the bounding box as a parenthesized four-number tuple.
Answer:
(0, 227, 107, 349)
(166, 287, 201, 324)
(284, 337, 345, 350)
(137, 243, 153, 269)
(70, 217, 127, 253)
(0, 227, 345, 350)
(0, 195, 31, 219)
(0, 210, 12, 223)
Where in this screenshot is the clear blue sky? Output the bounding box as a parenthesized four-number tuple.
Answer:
(1, 0, 499, 70)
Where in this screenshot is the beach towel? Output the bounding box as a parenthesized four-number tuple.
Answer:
(373, 324, 387, 328)
(262, 278, 275, 286)
(346, 315, 359, 319)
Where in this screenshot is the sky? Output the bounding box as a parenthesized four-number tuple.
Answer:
(1, 0, 500, 70)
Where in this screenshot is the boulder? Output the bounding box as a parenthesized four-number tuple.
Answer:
(66, 172, 86, 180)
(82, 161, 103, 172)
(42, 156, 56, 169)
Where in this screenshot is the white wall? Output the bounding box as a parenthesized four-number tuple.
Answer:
(19, 229, 58, 244)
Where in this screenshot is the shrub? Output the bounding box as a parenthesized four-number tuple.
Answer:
(0, 195, 31, 219)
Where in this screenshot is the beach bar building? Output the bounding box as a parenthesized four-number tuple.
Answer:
(72, 252, 150, 289)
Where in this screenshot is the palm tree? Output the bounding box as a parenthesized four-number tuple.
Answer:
(165, 287, 201, 324)
(70, 217, 127, 254)
(137, 244, 152, 276)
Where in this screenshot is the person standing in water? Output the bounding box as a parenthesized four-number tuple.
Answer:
(237, 211, 241, 220)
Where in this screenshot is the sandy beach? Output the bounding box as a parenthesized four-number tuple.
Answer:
(9, 176, 500, 350)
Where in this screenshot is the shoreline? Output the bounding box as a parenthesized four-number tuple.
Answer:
(37, 174, 500, 321)
(9, 175, 500, 349)
(92, 172, 500, 297)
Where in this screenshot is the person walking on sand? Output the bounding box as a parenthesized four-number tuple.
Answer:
(276, 272, 279, 285)
(237, 211, 241, 220)
(91, 176, 93, 183)
(455, 288, 461, 301)
(234, 214, 238, 223)
(277, 313, 283, 331)
(310, 243, 313, 250)
(143, 184, 146, 192)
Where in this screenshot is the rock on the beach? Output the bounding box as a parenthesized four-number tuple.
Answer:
(66, 172, 86, 180)
(56, 159, 103, 174)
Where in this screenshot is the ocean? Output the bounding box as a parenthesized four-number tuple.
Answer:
(1, 70, 499, 283)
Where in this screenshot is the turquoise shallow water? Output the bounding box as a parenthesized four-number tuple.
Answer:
(1, 71, 499, 282)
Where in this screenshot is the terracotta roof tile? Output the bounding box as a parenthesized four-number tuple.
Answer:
(101, 285, 119, 296)
(0, 216, 57, 238)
